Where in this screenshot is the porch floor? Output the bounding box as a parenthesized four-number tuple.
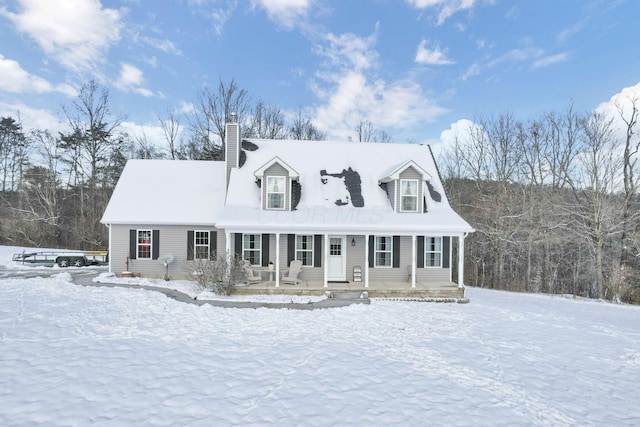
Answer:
(235, 280, 465, 298)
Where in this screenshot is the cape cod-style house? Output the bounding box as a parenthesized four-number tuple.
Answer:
(101, 116, 474, 297)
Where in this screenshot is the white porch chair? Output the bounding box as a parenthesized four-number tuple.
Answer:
(242, 261, 263, 284)
(281, 260, 303, 285)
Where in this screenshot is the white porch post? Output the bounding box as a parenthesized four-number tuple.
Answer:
(275, 233, 280, 287)
(458, 234, 466, 288)
(323, 234, 329, 288)
(364, 234, 369, 288)
(225, 231, 232, 280)
(411, 235, 416, 288)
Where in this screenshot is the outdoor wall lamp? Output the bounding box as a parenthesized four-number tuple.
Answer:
(351, 237, 356, 247)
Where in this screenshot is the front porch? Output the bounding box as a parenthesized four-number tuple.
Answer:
(236, 279, 465, 298)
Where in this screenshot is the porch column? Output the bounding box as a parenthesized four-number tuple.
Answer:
(323, 234, 329, 288)
(225, 231, 231, 280)
(411, 234, 416, 288)
(457, 234, 466, 288)
(275, 233, 280, 287)
(364, 234, 369, 288)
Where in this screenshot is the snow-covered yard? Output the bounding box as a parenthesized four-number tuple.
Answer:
(1, 247, 639, 426)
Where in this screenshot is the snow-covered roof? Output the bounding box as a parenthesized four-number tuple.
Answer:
(217, 139, 474, 235)
(101, 159, 226, 226)
(378, 159, 432, 183)
(254, 156, 299, 179)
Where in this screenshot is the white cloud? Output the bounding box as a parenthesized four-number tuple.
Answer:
(0, 101, 64, 133)
(0, 54, 77, 96)
(0, 0, 122, 72)
(557, 19, 587, 44)
(461, 63, 480, 80)
(438, 118, 474, 149)
(310, 30, 448, 140)
(178, 101, 195, 115)
(415, 39, 455, 65)
(485, 47, 545, 70)
(139, 36, 181, 55)
(594, 82, 640, 142)
(120, 120, 167, 147)
(406, 0, 478, 25)
(319, 31, 379, 71)
(114, 63, 153, 97)
(532, 52, 571, 69)
(251, 0, 310, 29)
(186, 0, 237, 35)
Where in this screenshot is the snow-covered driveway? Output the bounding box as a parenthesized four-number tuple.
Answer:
(1, 273, 639, 426)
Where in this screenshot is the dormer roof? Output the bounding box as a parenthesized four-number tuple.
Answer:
(253, 156, 299, 179)
(378, 160, 432, 184)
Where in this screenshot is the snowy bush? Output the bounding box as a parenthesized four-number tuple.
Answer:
(185, 252, 246, 296)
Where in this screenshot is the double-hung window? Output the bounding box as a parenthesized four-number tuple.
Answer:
(375, 236, 393, 267)
(194, 231, 210, 260)
(400, 179, 418, 212)
(243, 234, 262, 265)
(296, 235, 314, 266)
(266, 176, 285, 209)
(425, 237, 442, 267)
(137, 230, 152, 259)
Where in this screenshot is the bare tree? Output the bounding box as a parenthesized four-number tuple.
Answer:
(566, 112, 621, 298)
(544, 106, 581, 189)
(354, 119, 392, 142)
(158, 109, 181, 160)
(190, 79, 251, 159)
(58, 80, 125, 248)
(355, 120, 374, 142)
(289, 109, 326, 140)
(247, 101, 287, 139)
(615, 97, 640, 275)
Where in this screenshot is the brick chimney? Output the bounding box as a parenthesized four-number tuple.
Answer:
(225, 112, 239, 189)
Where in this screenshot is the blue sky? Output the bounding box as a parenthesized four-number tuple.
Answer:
(1, 0, 639, 148)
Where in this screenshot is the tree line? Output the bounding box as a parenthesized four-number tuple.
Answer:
(441, 104, 640, 304)
(1, 79, 639, 303)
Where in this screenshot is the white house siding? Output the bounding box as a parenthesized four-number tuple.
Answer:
(109, 224, 223, 279)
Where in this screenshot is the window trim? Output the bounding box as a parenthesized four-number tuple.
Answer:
(266, 176, 286, 210)
(424, 236, 442, 268)
(374, 235, 393, 268)
(399, 179, 419, 212)
(194, 230, 210, 260)
(243, 234, 262, 266)
(137, 229, 152, 259)
(295, 234, 314, 266)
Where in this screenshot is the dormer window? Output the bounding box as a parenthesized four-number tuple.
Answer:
(266, 176, 285, 209)
(400, 179, 418, 212)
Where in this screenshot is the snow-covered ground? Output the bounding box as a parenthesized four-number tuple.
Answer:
(1, 246, 640, 426)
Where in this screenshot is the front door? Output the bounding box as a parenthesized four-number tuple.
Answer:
(327, 235, 346, 281)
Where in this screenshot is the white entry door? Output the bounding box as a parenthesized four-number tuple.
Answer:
(327, 235, 346, 281)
